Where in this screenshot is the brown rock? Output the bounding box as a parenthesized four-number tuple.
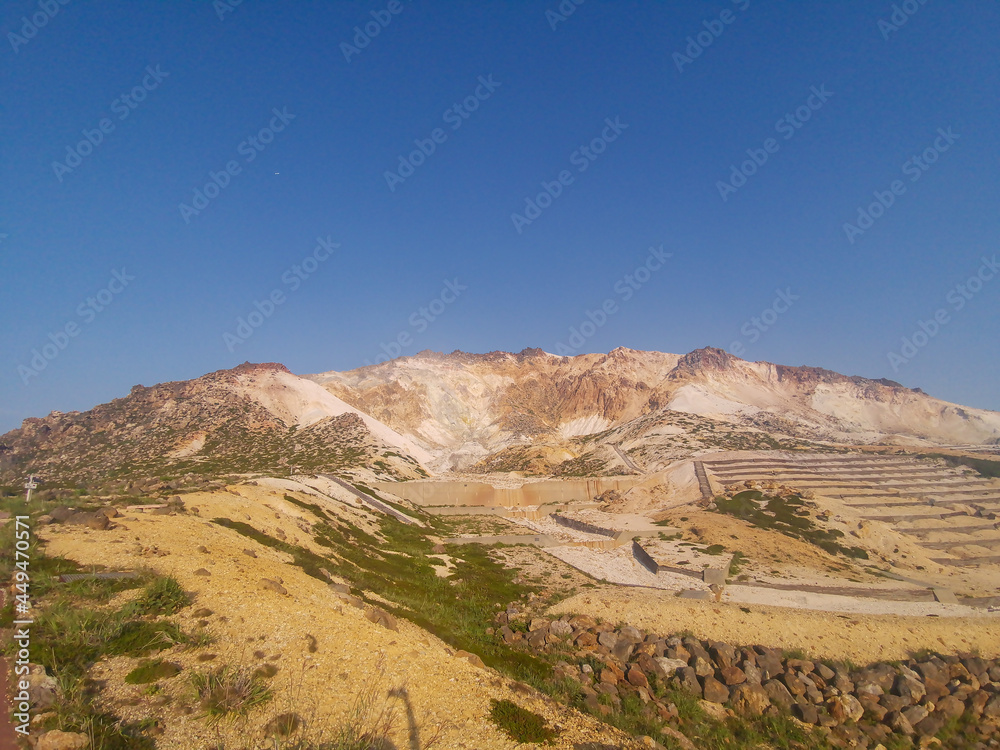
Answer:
(364, 607, 398, 631)
(793, 701, 818, 724)
(627, 666, 649, 689)
(701, 676, 730, 704)
(66, 511, 110, 530)
(828, 694, 864, 723)
(193, 568, 211, 576)
(37, 731, 89, 750)
(720, 666, 746, 686)
(453, 650, 485, 669)
(259, 578, 287, 595)
(729, 683, 771, 716)
(528, 618, 550, 632)
(886, 710, 914, 735)
(935, 695, 965, 720)
(781, 671, 806, 696)
(982, 694, 1000, 718)
(243, 548, 257, 558)
(598, 630, 618, 649)
(762, 679, 794, 709)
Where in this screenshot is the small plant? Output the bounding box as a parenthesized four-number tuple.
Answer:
(122, 575, 191, 617)
(488, 699, 558, 744)
(125, 658, 182, 684)
(191, 665, 273, 720)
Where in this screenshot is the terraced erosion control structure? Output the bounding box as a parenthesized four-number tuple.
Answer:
(701, 453, 1000, 567)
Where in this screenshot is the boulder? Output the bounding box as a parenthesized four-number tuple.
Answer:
(627, 666, 649, 689)
(65, 511, 109, 530)
(981, 694, 1000, 718)
(597, 630, 618, 649)
(691, 655, 715, 678)
(652, 658, 688, 679)
(793, 701, 819, 724)
(762, 679, 795, 709)
(827, 694, 864, 723)
(729, 683, 771, 716)
(49, 507, 74, 522)
(528, 618, 550, 632)
(893, 673, 926, 704)
(549, 620, 573, 637)
(676, 667, 701, 695)
(719, 666, 746, 686)
(259, 578, 287, 595)
(901, 704, 929, 726)
(935, 695, 965, 720)
(780, 671, 807, 697)
(37, 731, 89, 750)
(612, 639, 635, 663)
(701, 676, 730, 704)
(710, 642, 737, 669)
(741, 661, 763, 685)
(26, 665, 58, 710)
(619, 625, 643, 643)
(886, 710, 914, 735)
(364, 607, 398, 631)
(453, 650, 485, 669)
(913, 714, 946, 738)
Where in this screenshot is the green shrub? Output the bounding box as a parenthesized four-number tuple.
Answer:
(488, 699, 557, 744)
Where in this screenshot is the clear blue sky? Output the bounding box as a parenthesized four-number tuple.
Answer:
(2, 1, 999, 433)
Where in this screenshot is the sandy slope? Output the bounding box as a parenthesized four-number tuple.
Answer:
(37, 487, 632, 750)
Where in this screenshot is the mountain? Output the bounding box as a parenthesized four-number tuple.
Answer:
(4, 348, 998, 491)
(307, 347, 1000, 472)
(0, 362, 428, 492)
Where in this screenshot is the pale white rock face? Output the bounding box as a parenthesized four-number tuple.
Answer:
(558, 416, 611, 438)
(224, 368, 434, 464)
(667, 384, 758, 417)
(302, 347, 1000, 469)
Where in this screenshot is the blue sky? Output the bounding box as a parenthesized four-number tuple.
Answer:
(2, 0, 999, 433)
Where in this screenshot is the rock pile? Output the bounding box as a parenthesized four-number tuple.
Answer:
(496, 610, 1000, 747)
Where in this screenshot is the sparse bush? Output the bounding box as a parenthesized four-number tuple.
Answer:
(488, 699, 557, 744)
(191, 665, 273, 720)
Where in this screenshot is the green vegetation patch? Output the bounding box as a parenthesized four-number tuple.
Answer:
(488, 699, 558, 744)
(125, 658, 182, 684)
(715, 491, 868, 560)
